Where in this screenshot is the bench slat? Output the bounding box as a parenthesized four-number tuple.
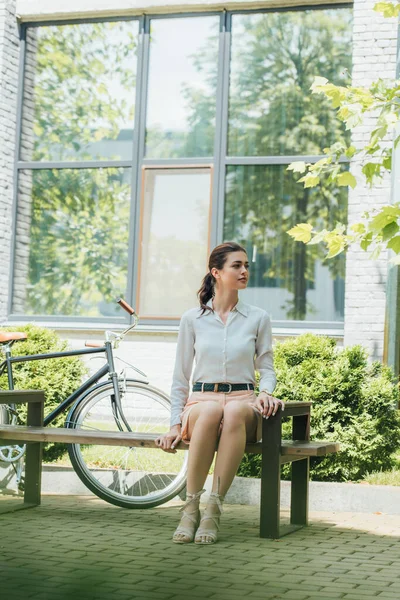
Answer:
(281, 440, 340, 456)
(0, 425, 160, 447)
(246, 440, 339, 456)
(0, 425, 340, 456)
(0, 390, 45, 405)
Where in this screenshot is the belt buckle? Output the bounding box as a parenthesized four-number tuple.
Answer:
(225, 383, 232, 394)
(201, 382, 205, 393)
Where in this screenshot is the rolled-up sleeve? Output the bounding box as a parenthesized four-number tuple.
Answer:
(255, 311, 276, 394)
(169, 312, 195, 427)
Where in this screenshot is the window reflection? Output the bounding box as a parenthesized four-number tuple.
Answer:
(21, 21, 138, 162)
(138, 168, 212, 317)
(228, 9, 352, 156)
(224, 165, 346, 321)
(145, 17, 219, 158)
(13, 169, 131, 317)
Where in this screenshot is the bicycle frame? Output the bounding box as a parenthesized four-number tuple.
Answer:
(0, 341, 124, 427)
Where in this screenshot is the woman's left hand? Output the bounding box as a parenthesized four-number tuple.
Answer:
(254, 392, 285, 419)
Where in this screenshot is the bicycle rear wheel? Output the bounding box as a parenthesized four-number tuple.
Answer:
(67, 380, 187, 508)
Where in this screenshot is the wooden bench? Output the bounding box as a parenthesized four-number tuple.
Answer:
(0, 391, 339, 538)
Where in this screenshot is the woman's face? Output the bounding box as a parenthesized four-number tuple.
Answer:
(212, 251, 249, 291)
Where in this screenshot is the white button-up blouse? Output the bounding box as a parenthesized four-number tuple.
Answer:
(169, 298, 277, 427)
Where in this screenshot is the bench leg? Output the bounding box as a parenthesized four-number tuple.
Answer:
(23, 442, 43, 506)
(23, 399, 44, 507)
(260, 410, 282, 539)
(290, 413, 310, 526)
(290, 457, 309, 526)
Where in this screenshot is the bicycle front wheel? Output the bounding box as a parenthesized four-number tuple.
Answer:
(67, 380, 187, 508)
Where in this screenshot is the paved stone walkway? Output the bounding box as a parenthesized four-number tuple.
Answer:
(1, 495, 399, 600)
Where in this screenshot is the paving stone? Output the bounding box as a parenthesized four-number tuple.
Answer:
(1, 496, 400, 600)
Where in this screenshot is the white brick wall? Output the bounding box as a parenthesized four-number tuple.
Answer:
(344, 0, 398, 360)
(0, 0, 18, 322)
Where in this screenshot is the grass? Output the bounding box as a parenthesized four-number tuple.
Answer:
(361, 450, 400, 486)
(46, 421, 185, 472)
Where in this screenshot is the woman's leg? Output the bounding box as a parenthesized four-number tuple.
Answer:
(195, 401, 257, 544)
(173, 401, 223, 543)
(213, 401, 257, 496)
(186, 401, 223, 493)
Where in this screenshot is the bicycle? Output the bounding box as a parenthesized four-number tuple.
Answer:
(0, 298, 188, 508)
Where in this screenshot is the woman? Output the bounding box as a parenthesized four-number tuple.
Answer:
(155, 242, 283, 545)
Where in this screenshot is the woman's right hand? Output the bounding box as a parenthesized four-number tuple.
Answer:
(155, 424, 182, 453)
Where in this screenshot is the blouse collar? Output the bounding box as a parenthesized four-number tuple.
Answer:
(197, 298, 249, 318)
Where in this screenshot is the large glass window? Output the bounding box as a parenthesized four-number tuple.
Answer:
(21, 21, 139, 162)
(224, 6, 352, 323)
(228, 10, 352, 156)
(13, 169, 131, 317)
(145, 16, 219, 158)
(13, 7, 352, 325)
(138, 167, 212, 317)
(224, 165, 346, 321)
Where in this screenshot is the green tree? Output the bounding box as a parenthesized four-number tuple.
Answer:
(287, 2, 400, 265)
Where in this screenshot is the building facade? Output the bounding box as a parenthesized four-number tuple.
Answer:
(0, 0, 397, 393)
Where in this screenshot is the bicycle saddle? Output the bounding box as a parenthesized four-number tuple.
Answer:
(0, 332, 28, 343)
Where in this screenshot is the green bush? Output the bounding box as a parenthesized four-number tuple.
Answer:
(0, 324, 87, 461)
(238, 334, 400, 482)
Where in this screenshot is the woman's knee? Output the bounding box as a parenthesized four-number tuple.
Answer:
(196, 401, 224, 422)
(222, 401, 250, 427)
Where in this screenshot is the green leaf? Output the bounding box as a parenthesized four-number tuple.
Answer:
(350, 222, 366, 234)
(298, 174, 320, 188)
(361, 232, 374, 251)
(370, 246, 382, 261)
(370, 206, 400, 232)
(374, 2, 400, 18)
(287, 223, 313, 243)
(362, 162, 382, 185)
(337, 103, 363, 129)
(382, 154, 392, 170)
(381, 221, 399, 241)
(337, 172, 357, 189)
(307, 229, 329, 245)
(326, 235, 346, 258)
(387, 235, 400, 253)
(345, 145, 357, 159)
(309, 157, 332, 171)
(389, 254, 400, 265)
(287, 161, 307, 173)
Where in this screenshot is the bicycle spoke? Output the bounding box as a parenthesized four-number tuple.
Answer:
(68, 381, 187, 507)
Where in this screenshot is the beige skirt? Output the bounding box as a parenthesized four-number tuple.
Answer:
(180, 389, 262, 444)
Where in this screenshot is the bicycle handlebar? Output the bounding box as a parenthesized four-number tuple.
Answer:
(116, 298, 136, 316)
(85, 341, 103, 348)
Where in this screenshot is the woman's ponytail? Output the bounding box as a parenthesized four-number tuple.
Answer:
(197, 272, 215, 315)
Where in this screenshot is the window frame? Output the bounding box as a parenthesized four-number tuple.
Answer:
(9, 4, 352, 330)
